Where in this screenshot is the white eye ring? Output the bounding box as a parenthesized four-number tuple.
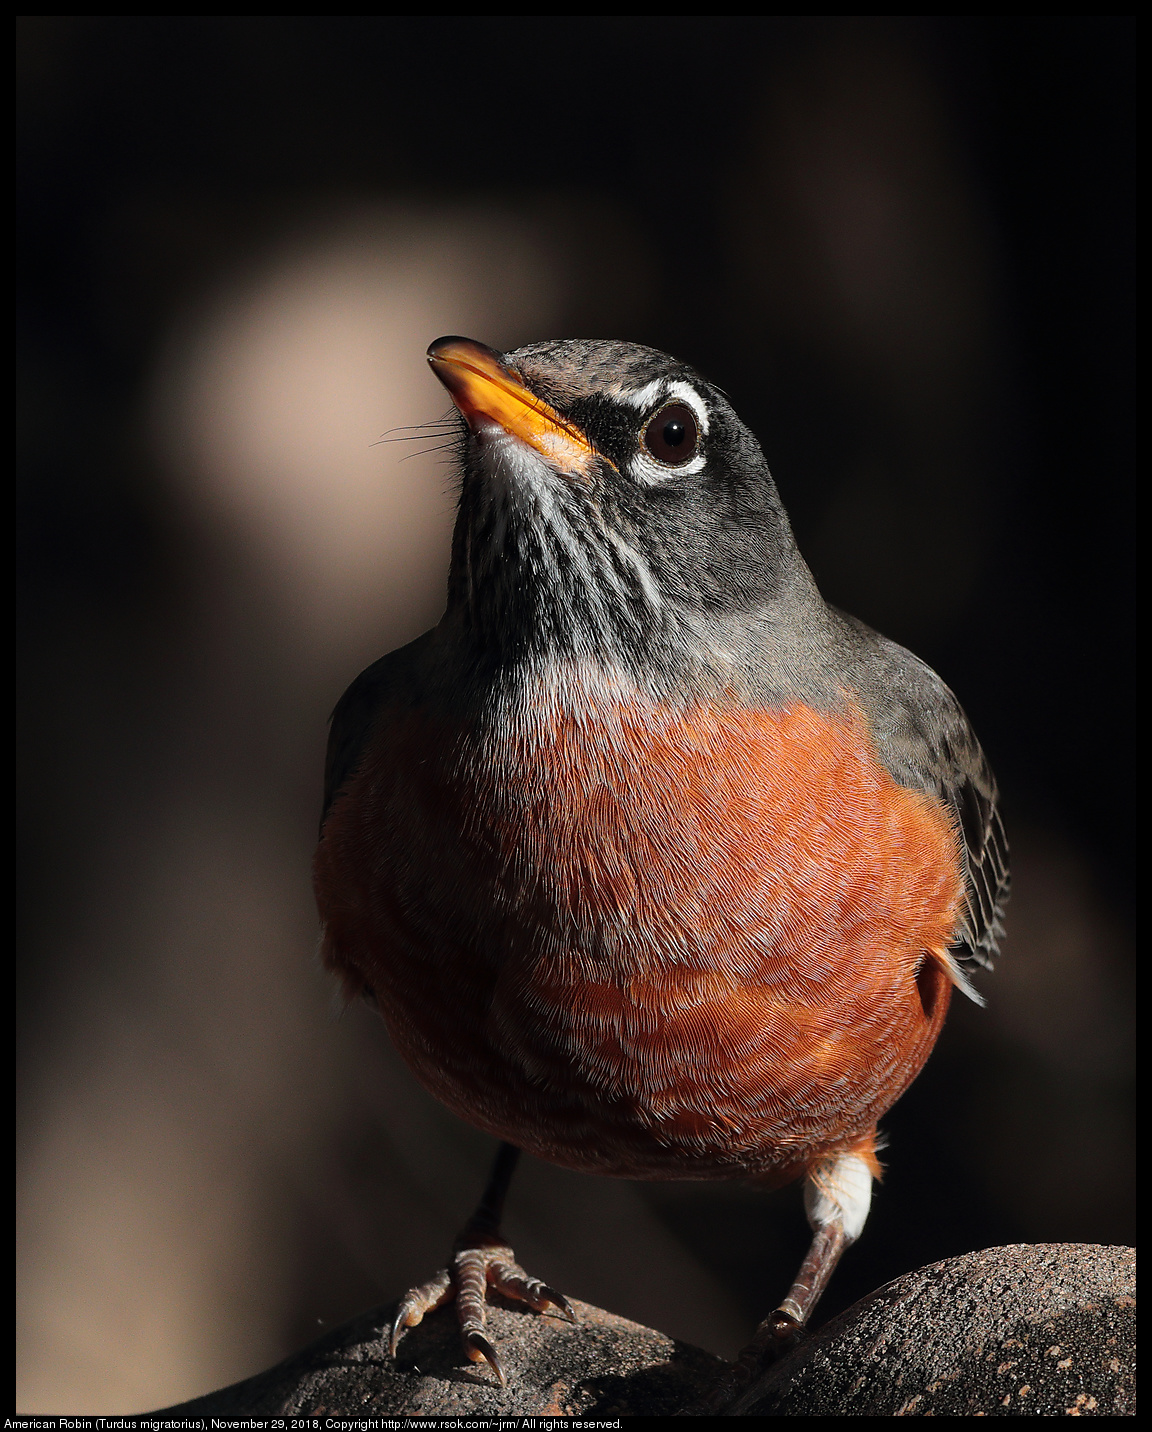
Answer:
(620, 378, 710, 431)
(621, 380, 710, 484)
(628, 448, 707, 485)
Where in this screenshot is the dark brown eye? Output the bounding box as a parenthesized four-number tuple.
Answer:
(642, 403, 699, 466)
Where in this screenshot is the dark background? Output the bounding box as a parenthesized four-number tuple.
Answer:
(17, 16, 1136, 1414)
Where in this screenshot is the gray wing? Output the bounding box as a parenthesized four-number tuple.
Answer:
(320, 633, 432, 833)
(912, 709, 1009, 971)
(837, 615, 1010, 972)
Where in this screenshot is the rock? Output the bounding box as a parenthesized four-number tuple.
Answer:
(156, 1296, 726, 1417)
(155, 1244, 1134, 1417)
(728, 1243, 1135, 1416)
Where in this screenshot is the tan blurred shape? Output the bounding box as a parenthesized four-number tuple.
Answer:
(150, 205, 567, 656)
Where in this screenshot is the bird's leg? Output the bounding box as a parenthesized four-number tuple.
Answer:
(469, 1139, 522, 1235)
(389, 1142, 574, 1385)
(724, 1144, 876, 1397)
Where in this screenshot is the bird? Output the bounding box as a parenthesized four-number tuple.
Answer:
(312, 334, 1009, 1388)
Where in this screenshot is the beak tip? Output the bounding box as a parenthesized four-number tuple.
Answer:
(427, 335, 498, 366)
(427, 334, 461, 362)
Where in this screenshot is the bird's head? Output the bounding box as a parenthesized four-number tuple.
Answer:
(428, 336, 815, 687)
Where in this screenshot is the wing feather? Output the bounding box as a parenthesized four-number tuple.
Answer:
(835, 614, 1010, 975)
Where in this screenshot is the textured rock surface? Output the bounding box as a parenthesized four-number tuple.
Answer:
(156, 1244, 1134, 1417)
(730, 1243, 1135, 1416)
(158, 1296, 726, 1417)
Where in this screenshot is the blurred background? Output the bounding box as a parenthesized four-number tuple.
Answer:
(17, 16, 1135, 1414)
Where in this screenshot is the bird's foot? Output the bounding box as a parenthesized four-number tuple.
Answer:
(681, 1306, 805, 1414)
(735, 1304, 807, 1372)
(388, 1226, 575, 1386)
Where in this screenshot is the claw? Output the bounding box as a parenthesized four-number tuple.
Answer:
(389, 1296, 422, 1356)
(536, 1285, 577, 1321)
(484, 1253, 577, 1324)
(388, 1235, 570, 1382)
(389, 1268, 452, 1355)
(465, 1330, 508, 1387)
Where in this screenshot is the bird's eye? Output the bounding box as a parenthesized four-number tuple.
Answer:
(642, 403, 700, 466)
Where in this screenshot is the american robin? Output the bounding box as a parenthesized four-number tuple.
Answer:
(313, 336, 1009, 1386)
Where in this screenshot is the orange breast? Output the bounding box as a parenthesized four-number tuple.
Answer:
(314, 683, 963, 1180)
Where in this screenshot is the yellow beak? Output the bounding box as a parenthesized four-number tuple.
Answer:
(427, 336, 598, 477)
